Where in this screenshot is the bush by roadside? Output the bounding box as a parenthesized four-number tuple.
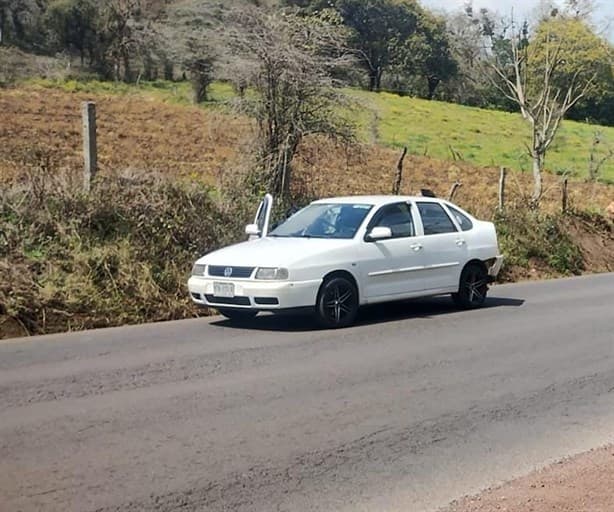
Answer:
(0, 172, 243, 337)
(0, 171, 612, 339)
(495, 208, 613, 282)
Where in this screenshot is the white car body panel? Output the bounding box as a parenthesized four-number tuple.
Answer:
(188, 195, 503, 313)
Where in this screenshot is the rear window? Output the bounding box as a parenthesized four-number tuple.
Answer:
(417, 202, 457, 235)
(446, 205, 474, 231)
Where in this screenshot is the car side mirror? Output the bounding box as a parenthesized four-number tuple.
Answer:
(366, 226, 392, 241)
(245, 223, 261, 236)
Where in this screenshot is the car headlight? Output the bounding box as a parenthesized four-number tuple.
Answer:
(255, 267, 289, 280)
(191, 264, 207, 276)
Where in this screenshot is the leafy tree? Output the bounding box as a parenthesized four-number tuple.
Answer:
(285, 0, 424, 91)
(489, 23, 596, 205)
(161, 1, 218, 102)
(529, 17, 614, 125)
(46, 0, 98, 65)
(400, 12, 457, 99)
(0, 0, 44, 48)
(336, 0, 423, 91)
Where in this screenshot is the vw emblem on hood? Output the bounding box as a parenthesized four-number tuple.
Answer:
(224, 267, 233, 278)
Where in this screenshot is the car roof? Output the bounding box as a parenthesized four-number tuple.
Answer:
(311, 195, 442, 207)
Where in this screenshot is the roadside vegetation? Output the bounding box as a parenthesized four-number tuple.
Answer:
(0, 173, 240, 338)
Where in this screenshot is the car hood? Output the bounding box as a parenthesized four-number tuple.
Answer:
(197, 236, 354, 268)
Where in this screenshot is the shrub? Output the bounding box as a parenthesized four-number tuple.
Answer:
(495, 208, 585, 279)
(0, 173, 240, 336)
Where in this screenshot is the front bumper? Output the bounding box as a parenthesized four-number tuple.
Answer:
(187, 276, 322, 310)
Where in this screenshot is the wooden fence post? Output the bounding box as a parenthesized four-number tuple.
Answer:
(448, 180, 462, 201)
(82, 101, 97, 192)
(498, 167, 507, 211)
(562, 177, 568, 214)
(392, 146, 407, 195)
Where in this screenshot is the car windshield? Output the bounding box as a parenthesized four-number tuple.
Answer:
(269, 203, 373, 239)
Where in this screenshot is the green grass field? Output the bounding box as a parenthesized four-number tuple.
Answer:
(27, 78, 614, 182)
(351, 89, 614, 183)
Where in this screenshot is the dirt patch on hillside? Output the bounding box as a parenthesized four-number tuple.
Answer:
(443, 445, 614, 512)
(566, 213, 614, 274)
(0, 85, 248, 183)
(294, 137, 613, 219)
(1, 85, 612, 217)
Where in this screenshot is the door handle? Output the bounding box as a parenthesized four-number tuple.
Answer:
(456, 239, 466, 247)
(410, 243, 423, 252)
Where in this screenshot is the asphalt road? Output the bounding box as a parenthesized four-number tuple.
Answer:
(1, 274, 614, 512)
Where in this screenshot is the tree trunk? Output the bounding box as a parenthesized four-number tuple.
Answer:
(122, 53, 132, 83)
(0, 9, 5, 45)
(368, 70, 377, 91)
(531, 151, 543, 206)
(368, 67, 383, 92)
(191, 77, 208, 104)
(427, 76, 440, 100)
(143, 55, 156, 81)
(11, 10, 24, 41)
(269, 135, 300, 198)
(163, 60, 174, 81)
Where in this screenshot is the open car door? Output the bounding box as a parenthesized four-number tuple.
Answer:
(246, 193, 273, 240)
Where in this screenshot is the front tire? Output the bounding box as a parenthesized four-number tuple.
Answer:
(316, 276, 359, 328)
(218, 309, 258, 322)
(452, 263, 489, 309)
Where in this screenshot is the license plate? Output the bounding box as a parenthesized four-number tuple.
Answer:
(213, 282, 235, 298)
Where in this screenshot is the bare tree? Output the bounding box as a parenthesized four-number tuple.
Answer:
(488, 26, 594, 205)
(223, 7, 354, 198)
(97, 0, 167, 82)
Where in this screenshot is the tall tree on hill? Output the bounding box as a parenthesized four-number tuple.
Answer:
(46, 0, 98, 65)
(338, 0, 421, 91)
(284, 0, 424, 92)
(161, 1, 218, 102)
(400, 11, 457, 99)
(488, 21, 596, 205)
(529, 17, 614, 125)
(98, 0, 142, 81)
(224, 7, 354, 197)
(0, 0, 43, 48)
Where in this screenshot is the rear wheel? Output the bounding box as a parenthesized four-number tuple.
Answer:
(316, 276, 359, 328)
(218, 309, 258, 322)
(452, 263, 489, 309)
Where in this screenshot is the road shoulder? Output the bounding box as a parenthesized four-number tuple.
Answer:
(443, 444, 614, 512)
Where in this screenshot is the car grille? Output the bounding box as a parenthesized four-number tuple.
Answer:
(207, 266, 255, 279)
(205, 295, 251, 306)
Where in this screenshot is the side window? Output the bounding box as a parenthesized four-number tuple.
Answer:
(370, 202, 414, 238)
(446, 205, 474, 232)
(417, 202, 458, 235)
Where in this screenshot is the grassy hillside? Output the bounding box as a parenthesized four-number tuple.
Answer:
(2, 81, 612, 215)
(19, 78, 614, 182)
(351, 90, 614, 183)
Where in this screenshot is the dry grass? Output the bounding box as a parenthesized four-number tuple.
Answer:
(294, 138, 613, 219)
(0, 85, 249, 185)
(1, 85, 612, 218)
(0, 171, 240, 338)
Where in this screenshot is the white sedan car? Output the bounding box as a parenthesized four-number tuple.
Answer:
(188, 194, 503, 328)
